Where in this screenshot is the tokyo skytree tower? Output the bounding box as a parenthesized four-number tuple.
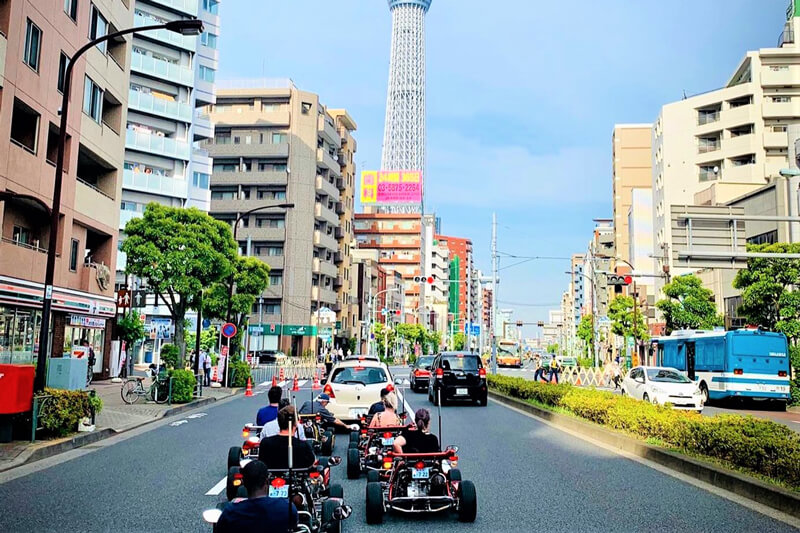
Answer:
(381, 0, 431, 210)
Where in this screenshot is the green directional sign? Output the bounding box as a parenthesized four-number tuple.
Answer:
(282, 324, 317, 336)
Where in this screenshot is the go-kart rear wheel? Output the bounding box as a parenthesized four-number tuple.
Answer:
(226, 466, 241, 501)
(323, 499, 342, 533)
(348, 441, 358, 450)
(349, 431, 359, 444)
(367, 470, 380, 483)
(321, 430, 334, 456)
(347, 447, 361, 479)
(448, 468, 462, 482)
(227, 446, 242, 471)
(365, 481, 384, 525)
(457, 480, 477, 522)
(328, 483, 344, 500)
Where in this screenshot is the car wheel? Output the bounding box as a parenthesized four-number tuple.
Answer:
(321, 430, 334, 456)
(449, 468, 462, 482)
(366, 482, 384, 525)
(347, 447, 361, 480)
(349, 431, 359, 444)
(226, 466, 241, 501)
(328, 483, 344, 500)
(227, 446, 242, 472)
(323, 499, 342, 533)
(432, 388, 440, 406)
(367, 470, 380, 483)
(457, 480, 477, 522)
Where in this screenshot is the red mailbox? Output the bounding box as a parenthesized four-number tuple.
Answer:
(0, 364, 35, 414)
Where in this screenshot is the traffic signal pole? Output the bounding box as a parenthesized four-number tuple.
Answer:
(491, 213, 498, 375)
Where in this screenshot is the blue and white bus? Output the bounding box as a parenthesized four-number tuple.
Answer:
(651, 329, 791, 407)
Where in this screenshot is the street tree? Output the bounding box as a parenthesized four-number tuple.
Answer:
(122, 204, 237, 359)
(655, 275, 722, 334)
(546, 343, 560, 355)
(608, 295, 649, 341)
(186, 325, 219, 353)
(576, 315, 594, 356)
(451, 332, 466, 350)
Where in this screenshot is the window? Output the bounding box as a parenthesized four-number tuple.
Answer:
(12, 225, 31, 245)
(83, 76, 103, 122)
(202, 0, 219, 15)
(747, 230, 778, 246)
(215, 132, 231, 144)
(271, 132, 287, 144)
(698, 163, 721, 182)
(731, 154, 756, 166)
(57, 52, 69, 93)
(729, 124, 754, 137)
(771, 96, 791, 103)
(301, 102, 312, 115)
(213, 162, 237, 172)
(192, 172, 210, 189)
(255, 246, 283, 257)
(257, 190, 286, 200)
(201, 32, 218, 48)
(199, 65, 216, 83)
(269, 273, 282, 285)
(263, 304, 280, 314)
(69, 239, 79, 271)
(23, 19, 42, 71)
(89, 4, 108, 53)
(210, 190, 237, 200)
(10, 98, 40, 154)
(256, 218, 285, 228)
(64, 0, 78, 20)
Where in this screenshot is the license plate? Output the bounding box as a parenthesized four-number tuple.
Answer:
(381, 437, 394, 446)
(456, 388, 468, 396)
(412, 467, 430, 479)
(269, 486, 288, 498)
(349, 408, 367, 418)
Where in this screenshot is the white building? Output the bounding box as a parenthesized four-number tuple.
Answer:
(628, 188, 654, 286)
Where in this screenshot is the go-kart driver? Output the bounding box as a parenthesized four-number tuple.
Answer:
(258, 406, 316, 470)
(256, 386, 283, 426)
(298, 393, 359, 432)
(216, 460, 298, 533)
(393, 408, 440, 454)
(260, 399, 307, 441)
(368, 391, 401, 428)
(368, 386, 392, 415)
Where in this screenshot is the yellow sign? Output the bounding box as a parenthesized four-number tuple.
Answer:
(360, 170, 423, 205)
(360, 170, 378, 204)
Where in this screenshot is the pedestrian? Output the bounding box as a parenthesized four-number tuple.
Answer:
(611, 360, 622, 390)
(547, 355, 559, 384)
(324, 349, 333, 377)
(533, 357, 546, 382)
(201, 350, 212, 386)
(337, 346, 344, 361)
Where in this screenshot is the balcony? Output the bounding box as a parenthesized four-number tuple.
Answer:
(240, 227, 286, 241)
(762, 100, 800, 118)
(251, 255, 284, 270)
(764, 130, 788, 148)
(333, 276, 343, 289)
(210, 141, 289, 158)
(312, 286, 338, 305)
(335, 176, 345, 190)
(725, 103, 756, 126)
(317, 148, 341, 174)
(130, 51, 193, 87)
(133, 12, 197, 50)
(334, 227, 344, 239)
(724, 134, 755, 156)
(263, 284, 283, 299)
(193, 110, 213, 141)
(697, 112, 719, 126)
(150, 0, 198, 16)
(334, 251, 343, 264)
(331, 302, 342, 312)
(725, 162, 761, 182)
(313, 230, 338, 251)
(76, 180, 117, 229)
(315, 202, 339, 225)
(761, 66, 800, 87)
(335, 201, 344, 215)
(0, 237, 47, 282)
(126, 129, 191, 161)
(212, 197, 290, 214)
(312, 258, 339, 278)
(211, 170, 288, 186)
(119, 209, 142, 231)
(315, 176, 340, 200)
(123, 169, 188, 199)
(318, 115, 341, 146)
(128, 89, 192, 123)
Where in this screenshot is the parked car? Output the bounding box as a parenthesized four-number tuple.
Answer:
(255, 350, 286, 365)
(622, 366, 704, 412)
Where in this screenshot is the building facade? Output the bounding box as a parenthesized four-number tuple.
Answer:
(0, 0, 133, 377)
(612, 124, 652, 265)
(206, 82, 353, 356)
(436, 234, 473, 333)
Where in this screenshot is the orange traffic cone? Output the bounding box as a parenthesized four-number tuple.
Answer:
(312, 374, 321, 390)
(245, 377, 254, 397)
(291, 374, 299, 392)
(211, 365, 219, 382)
(279, 367, 285, 381)
(271, 375, 278, 387)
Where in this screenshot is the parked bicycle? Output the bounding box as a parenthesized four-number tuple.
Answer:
(121, 365, 170, 405)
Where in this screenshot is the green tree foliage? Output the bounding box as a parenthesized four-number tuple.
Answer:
(576, 315, 594, 356)
(655, 275, 722, 334)
(122, 204, 236, 359)
(203, 256, 270, 357)
(373, 323, 395, 360)
(186, 326, 219, 354)
(546, 343, 559, 355)
(116, 312, 145, 347)
(608, 295, 649, 341)
(160, 343, 181, 369)
(451, 332, 466, 350)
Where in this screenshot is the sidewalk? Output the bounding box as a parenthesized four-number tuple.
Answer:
(0, 378, 239, 473)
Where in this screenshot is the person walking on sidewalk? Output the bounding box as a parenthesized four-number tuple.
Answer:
(200, 350, 212, 386)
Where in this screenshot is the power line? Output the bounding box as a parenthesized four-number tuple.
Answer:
(497, 251, 572, 260)
(496, 300, 560, 307)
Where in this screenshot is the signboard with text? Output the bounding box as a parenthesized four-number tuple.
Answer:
(360, 170, 423, 205)
(282, 325, 317, 336)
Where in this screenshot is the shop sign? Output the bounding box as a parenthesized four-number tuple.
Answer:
(69, 315, 106, 329)
(248, 324, 280, 336)
(282, 325, 317, 336)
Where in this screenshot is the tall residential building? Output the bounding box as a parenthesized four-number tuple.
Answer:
(428, 237, 449, 335)
(328, 109, 357, 344)
(0, 0, 132, 377)
(612, 124, 652, 265)
(436, 234, 473, 329)
(206, 82, 353, 356)
(628, 188, 654, 285)
(569, 254, 585, 327)
(117, 0, 220, 283)
(653, 8, 800, 293)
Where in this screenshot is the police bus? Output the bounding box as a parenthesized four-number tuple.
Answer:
(650, 329, 791, 409)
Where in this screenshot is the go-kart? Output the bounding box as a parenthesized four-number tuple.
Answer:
(346, 424, 408, 480)
(298, 413, 335, 456)
(365, 446, 477, 524)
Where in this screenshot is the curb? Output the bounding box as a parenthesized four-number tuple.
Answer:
(0, 390, 239, 474)
(488, 390, 800, 519)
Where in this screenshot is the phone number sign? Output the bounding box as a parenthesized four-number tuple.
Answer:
(360, 170, 422, 205)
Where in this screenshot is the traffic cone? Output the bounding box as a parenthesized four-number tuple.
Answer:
(279, 367, 285, 381)
(292, 374, 299, 392)
(312, 373, 321, 391)
(245, 377, 254, 397)
(212, 365, 219, 382)
(271, 375, 278, 387)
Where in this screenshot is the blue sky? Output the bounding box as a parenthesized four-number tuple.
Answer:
(217, 1, 785, 338)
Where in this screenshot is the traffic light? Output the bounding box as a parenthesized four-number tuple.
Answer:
(537, 321, 545, 327)
(606, 274, 632, 286)
(412, 276, 435, 284)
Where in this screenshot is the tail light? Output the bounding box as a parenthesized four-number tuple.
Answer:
(383, 432, 393, 439)
(271, 478, 286, 488)
(414, 370, 421, 377)
(323, 384, 335, 398)
(360, 429, 367, 435)
(733, 369, 743, 375)
(383, 461, 393, 470)
(233, 472, 243, 487)
(315, 414, 322, 423)
(242, 439, 259, 451)
(309, 471, 320, 479)
(436, 368, 443, 378)
(242, 427, 250, 438)
(415, 461, 425, 470)
(479, 368, 486, 378)
(778, 370, 787, 377)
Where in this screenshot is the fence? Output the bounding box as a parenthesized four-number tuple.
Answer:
(249, 361, 324, 384)
(530, 366, 613, 388)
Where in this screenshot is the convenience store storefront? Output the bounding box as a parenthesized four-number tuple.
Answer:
(0, 276, 115, 379)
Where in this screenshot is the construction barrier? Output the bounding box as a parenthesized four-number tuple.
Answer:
(249, 362, 325, 385)
(528, 366, 614, 388)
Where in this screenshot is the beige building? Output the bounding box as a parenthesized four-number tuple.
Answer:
(0, 0, 131, 377)
(653, 10, 800, 292)
(612, 124, 652, 265)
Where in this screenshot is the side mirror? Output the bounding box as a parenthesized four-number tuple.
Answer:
(328, 456, 342, 467)
(202, 509, 222, 524)
(332, 504, 353, 521)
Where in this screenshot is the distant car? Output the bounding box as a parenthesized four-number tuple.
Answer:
(323, 357, 394, 421)
(255, 350, 286, 364)
(409, 355, 435, 392)
(622, 366, 704, 412)
(428, 352, 487, 406)
(556, 356, 578, 367)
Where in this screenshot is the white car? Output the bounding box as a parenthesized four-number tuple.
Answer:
(622, 366, 704, 412)
(323, 356, 394, 421)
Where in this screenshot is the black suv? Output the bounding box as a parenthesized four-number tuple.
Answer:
(427, 352, 487, 406)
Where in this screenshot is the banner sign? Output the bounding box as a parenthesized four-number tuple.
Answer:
(282, 325, 317, 336)
(360, 170, 422, 205)
(69, 315, 106, 329)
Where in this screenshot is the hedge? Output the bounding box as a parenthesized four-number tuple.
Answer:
(169, 369, 197, 403)
(487, 374, 800, 490)
(41, 388, 99, 437)
(229, 359, 251, 388)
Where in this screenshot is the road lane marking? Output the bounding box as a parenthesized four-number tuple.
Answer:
(297, 380, 308, 388)
(169, 420, 188, 427)
(186, 413, 207, 419)
(278, 381, 287, 387)
(206, 477, 227, 496)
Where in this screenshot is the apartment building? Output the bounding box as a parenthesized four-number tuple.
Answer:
(117, 0, 219, 270)
(569, 254, 585, 327)
(0, 0, 132, 378)
(327, 109, 357, 345)
(612, 124, 652, 266)
(482, 287, 492, 342)
(652, 9, 800, 293)
(436, 234, 474, 333)
(206, 82, 353, 356)
(428, 238, 449, 335)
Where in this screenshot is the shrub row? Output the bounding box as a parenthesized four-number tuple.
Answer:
(169, 369, 197, 403)
(487, 374, 800, 490)
(229, 359, 251, 388)
(41, 388, 103, 437)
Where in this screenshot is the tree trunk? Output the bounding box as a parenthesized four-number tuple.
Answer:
(173, 299, 188, 361)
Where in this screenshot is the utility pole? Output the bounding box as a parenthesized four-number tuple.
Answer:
(467, 265, 472, 352)
(491, 213, 498, 374)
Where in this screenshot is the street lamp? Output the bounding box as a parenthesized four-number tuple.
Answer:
(369, 287, 401, 357)
(34, 18, 205, 392)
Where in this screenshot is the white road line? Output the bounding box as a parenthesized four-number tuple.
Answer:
(205, 477, 227, 496)
(259, 381, 269, 386)
(169, 420, 187, 427)
(297, 380, 308, 388)
(277, 380, 287, 388)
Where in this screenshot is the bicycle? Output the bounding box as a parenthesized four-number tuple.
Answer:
(121, 367, 170, 405)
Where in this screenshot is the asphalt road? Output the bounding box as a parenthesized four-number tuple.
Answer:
(0, 373, 796, 532)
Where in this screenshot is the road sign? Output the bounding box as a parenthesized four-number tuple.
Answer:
(381, 308, 388, 316)
(131, 290, 148, 308)
(221, 322, 237, 339)
(202, 318, 211, 329)
(116, 289, 130, 309)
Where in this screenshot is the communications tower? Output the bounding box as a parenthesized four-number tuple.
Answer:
(381, 0, 431, 213)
